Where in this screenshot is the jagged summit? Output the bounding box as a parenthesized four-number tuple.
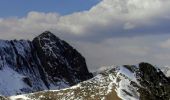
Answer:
(4, 62, 170, 100)
(33, 31, 93, 85)
(0, 31, 93, 96)
(40, 31, 53, 35)
(34, 31, 58, 40)
(0, 31, 169, 100)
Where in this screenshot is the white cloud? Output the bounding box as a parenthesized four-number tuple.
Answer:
(71, 33, 170, 71)
(124, 23, 135, 30)
(0, 0, 170, 40)
(118, 46, 150, 56)
(160, 39, 170, 49)
(0, 0, 170, 71)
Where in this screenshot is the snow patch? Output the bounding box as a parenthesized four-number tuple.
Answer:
(0, 66, 27, 96)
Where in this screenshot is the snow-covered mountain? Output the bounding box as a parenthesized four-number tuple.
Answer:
(3, 62, 170, 100)
(0, 31, 170, 100)
(0, 31, 93, 96)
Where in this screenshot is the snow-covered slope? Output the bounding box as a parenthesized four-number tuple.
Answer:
(0, 40, 47, 96)
(0, 31, 92, 96)
(160, 66, 170, 77)
(5, 62, 170, 100)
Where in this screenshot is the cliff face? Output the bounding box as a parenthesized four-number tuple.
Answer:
(137, 63, 170, 100)
(32, 32, 93, 86)
(0, 31, 92, 96)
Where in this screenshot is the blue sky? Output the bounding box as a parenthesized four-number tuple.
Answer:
(0, 0, 100, 17)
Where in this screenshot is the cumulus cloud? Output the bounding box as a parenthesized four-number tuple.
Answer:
(72, 35, 170, 71)
(0, 0, 170, 40)
(160, 39, 170, 49)
(0, 0, 170, 71)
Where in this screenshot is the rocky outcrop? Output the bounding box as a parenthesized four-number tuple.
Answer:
(32, 31, 93, 86)
(137, 62, 170, 100)
(0, 31, 92, 96)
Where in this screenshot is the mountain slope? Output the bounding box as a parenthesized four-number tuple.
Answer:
(6, 62, 170, 100)
(0, 31, 92, 96)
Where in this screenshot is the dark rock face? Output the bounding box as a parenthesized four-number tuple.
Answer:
(32, 31, 93, 86)
(0, 31, 92, 96)
(137, 62, 170, 100)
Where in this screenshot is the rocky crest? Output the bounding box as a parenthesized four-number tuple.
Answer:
(33, 31, 92, 87)
(5, 62, 170, 100)
(0, 31, 92, 96)
(137, 63, 170, 100)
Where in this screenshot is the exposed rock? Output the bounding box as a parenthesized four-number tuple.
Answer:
(137, 62, 170, 100)
(7, 62, 170, 100)
(0, 31, 92, 96)
(22, 77, 32, 87)
(32, 31, 93, 86)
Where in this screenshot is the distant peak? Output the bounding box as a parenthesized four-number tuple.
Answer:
(33, 31, 58, 41)
(42, 31, 53, 35)
(40, 31, 55, 37)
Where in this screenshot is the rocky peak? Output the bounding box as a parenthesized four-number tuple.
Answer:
(5, 62, 170, 100)
(0, 62, 169, 100)
(0, 31, 93, 96)
(32, 31, 93, 86)
(34, 31, 59, 41)
(138, 62, 170, 84)
(137, 62, 170, 100)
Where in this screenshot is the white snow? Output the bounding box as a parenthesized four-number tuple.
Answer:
(113, 66, 140, 100)
(0, 66, 27, 96)
(9, 95, 30, 100)
(49, 81, 69, 90)
(12, 40, 31, 57)
(160, 66, 170, 77)
(7, 65, 142, 100)
(0, 41, 11, 48)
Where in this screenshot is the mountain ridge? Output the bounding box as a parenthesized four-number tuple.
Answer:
(0, 31, 170, 100)
(2, 62, 169, 100)
(0, 31, 92, 96)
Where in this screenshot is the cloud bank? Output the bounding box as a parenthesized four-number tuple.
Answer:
(0, 0, 170, 40)
(0, 0, 170, 71)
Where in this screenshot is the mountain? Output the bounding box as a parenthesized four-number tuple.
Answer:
(160, 66, 170, 77)
(4, 62, 170, 100)
(0, 31, 93, 96)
